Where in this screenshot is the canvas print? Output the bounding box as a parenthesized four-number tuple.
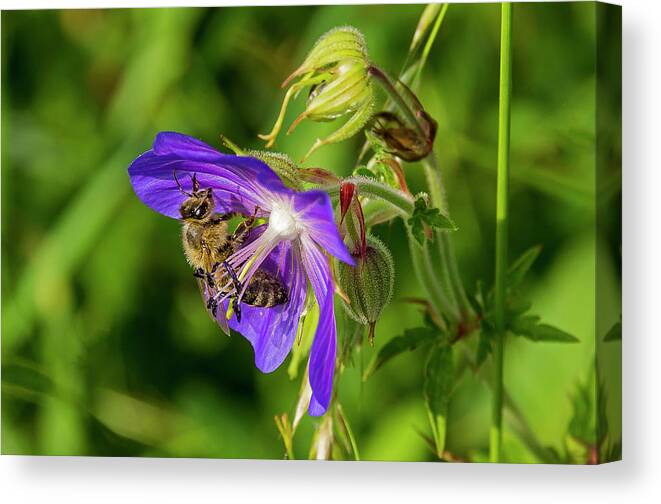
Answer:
(1, 2, 621, 463)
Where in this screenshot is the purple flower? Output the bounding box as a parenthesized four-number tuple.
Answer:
(128, 132, 354, 415)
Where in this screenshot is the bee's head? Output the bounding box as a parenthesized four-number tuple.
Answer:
(174, 171, 215, 221)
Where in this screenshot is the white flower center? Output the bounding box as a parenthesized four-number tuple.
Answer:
(268, 202, 299, 241)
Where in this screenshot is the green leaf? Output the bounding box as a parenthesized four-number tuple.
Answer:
(407, 196, 457, 245)
(424, 344, 454, 458)
(604, 320, 621, 342)
(353, 166, 377, 180)
(2, 361, 55, 397)
(507, 245, 542, 288)
(363, 327, 439, 381)
(506, 297, 533, 318)
(510, 315, 579, 343)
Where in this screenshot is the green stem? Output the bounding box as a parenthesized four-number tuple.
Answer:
(336, 403, 361, 461)
(274, 415, 296, 460)
(436, 233, 459, 313)
(352, 4, 472, 328)
(421, 154, 448, 212)
(408, 234, 454, 328)
(325, 177, 415, 217)
(369, 63, 470, 322)
(413, 3, 449, 87)
(490, 2, 513, 464)
(422, 155, 473, 320)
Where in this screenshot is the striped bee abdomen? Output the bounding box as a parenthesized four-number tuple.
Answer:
(242, 269, 288, 308)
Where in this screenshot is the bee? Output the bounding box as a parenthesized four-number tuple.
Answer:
(174, 170, 288, 325)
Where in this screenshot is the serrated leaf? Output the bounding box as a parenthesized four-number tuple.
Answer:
(407, 196, 457, 245)
(363, 326, 439, 380)
(510, 315, 579, 343)
(408, 215, 427, 245)
(604, 320, 621, 342)
(424, 344, 454, 457)
(507, 245, 542, 288)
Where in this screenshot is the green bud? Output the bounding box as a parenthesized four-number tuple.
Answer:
(334, 235, 395, 345)
(283, 26, 368, 82)
(410, 4, 443, 52)
(220, 135, 304, 190)
(244, 150, 304, 191)
(260, 26, 375, 161)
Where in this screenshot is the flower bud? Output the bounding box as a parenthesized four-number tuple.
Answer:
(297, 167, 341, 186)
(410, 4, 443, 53)
(366, 111, 437, 162)
(245, 150, 304, 191)
(339, 181, 356, 223)
(220, 135, 304, 190)
(337, 180, 367, 258)
(260, 27, 375, 161)
(334, 235, 394, 345)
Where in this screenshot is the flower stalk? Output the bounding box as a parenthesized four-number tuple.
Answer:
(324, 176, 415, 217)
(490, 1, 513, 463)
(366, 63, 471, 325)
(412, 3, 449, 87)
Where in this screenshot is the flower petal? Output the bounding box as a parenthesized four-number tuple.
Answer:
(307, 282, 336, 416)
(293, 190, 355, 266)
(128, 132, 288, 219)
(153, 131, 227, 162)
(300, 235, 337, 416)
(226, 241, 307, 373)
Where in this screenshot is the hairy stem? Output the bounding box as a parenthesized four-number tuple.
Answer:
(408, 233, 454, 327)
(367, 59, 470, 324)
(325, 177, 415, 217)
(421, 156, 473, 319)
(490, 2, 513, 464)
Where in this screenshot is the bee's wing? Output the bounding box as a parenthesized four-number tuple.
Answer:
(196, 276, 230, 336)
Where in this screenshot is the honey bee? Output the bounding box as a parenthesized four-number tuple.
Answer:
(174, 170, 288, 325)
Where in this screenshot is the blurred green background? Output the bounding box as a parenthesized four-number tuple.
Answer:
(2, 3, 620, 461)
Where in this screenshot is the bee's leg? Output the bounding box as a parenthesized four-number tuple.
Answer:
(221, 261, 244, 294)
(206, 290, 239, 322)
(206, 296, 218, 318)
(193, 268, 205, 279)
(232, 206, 261, 247)
(231, 223, 250, 247)
(205, 262, 220, 289)
(245, 206, 260, 226)
(221, 261, 244, 323)
(212, 212, 239, 223)
(232, 296, 242, 323)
